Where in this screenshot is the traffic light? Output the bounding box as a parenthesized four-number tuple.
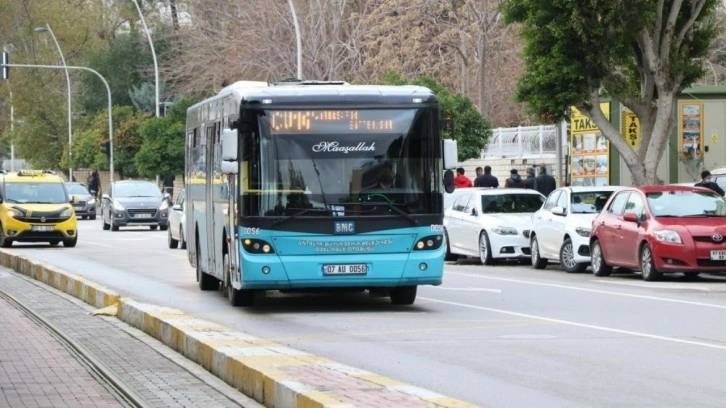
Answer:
(2, 52, 8, 80)
(100, 141, 110, 158)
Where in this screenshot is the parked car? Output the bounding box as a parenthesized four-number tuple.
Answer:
(167, 188, 186, 249)
(444, 188, 545, 264)
(590, 185, 726, 281)
(530, 186, 620, 272)
(65, 182, 96, 220)
(101, 180, 169, 231)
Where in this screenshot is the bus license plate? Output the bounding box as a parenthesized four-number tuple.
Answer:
(322, 264, 367, 275)
(710, 250, 726, 260)
(31, 225, 54, 232)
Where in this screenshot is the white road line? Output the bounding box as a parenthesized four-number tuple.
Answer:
(593, 280, 714, 291)
(83, 241, 115, 248)
(419, 296, 726, 350)
(449, 272, 726, 310)
(432, 287, 502, 293)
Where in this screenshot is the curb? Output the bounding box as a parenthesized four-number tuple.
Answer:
(0, 251, 479, 408)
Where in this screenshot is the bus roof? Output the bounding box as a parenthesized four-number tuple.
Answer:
(191, 80, 438, 110)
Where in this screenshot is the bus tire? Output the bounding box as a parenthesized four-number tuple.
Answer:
(225, 253, 254, 307)
(197, 240, 218, 291)
(390, 285, 417, 305)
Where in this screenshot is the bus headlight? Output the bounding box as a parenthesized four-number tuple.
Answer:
(242, 238, 275, 254)
(414, 235, 443, 250)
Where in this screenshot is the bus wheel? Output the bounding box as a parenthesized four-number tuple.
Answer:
(225, 253, 254, 307)
(197, 241, 218, 291)
(390, 286, 417, 305)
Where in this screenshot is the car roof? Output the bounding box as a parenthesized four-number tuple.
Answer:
(560, 186, 622, 193)
(710, 167, 726, 175)
(112, 179, 155, 184)
(624, 184, 710, 193)
(471, 188, 544, 196)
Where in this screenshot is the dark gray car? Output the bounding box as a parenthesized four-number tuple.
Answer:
(101, 180, 169, 231)
(65, 182, 97, 220)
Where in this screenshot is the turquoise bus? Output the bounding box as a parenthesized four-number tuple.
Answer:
(185, 80, 457, 306)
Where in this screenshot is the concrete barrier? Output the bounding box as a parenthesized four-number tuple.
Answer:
(0, 251, 479, 408)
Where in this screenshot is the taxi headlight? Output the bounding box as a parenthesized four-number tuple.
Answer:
(60, 209, 72, 218)
(7, 208, 22, 218)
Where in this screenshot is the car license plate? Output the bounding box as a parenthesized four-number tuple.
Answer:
(74, 205, 84, 210)
(135, 213, 152, 218)
(710, 250, 726, 260)
(31, 225, 54, 232)
(322, 264, 367, 275)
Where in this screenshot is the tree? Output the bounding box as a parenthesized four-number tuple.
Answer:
(378, 71, 490, 161)
(134, 98, 194, 177)
(501, 0, 721, 185)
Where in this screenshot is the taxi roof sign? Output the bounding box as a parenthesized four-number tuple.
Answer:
(16, 169, 55, 176)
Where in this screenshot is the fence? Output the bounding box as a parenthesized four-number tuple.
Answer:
(482, 124, 557, 159)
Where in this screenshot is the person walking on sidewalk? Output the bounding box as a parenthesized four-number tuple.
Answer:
(163, 174, 175, 199)
(535, 165, 557, 197)
(474, 165, 499, 188)
(453, 167, 473, 188)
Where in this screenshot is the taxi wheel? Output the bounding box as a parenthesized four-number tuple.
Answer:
(63, 236, 77, 248)
(0, 225, 12, 248)
(49, 240, 60, 246)
(479, 231, 495, 265)
(640, 243, 662, 281)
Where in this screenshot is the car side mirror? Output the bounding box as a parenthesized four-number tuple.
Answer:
(470, 208, 478, 216)
(172, 204, 182, 211)
(102, 194, 110, 200)
(623, 212, 639, 223)
(551, 206, 566, 216)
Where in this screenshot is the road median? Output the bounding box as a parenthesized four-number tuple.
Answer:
(0, 250, 478, 408)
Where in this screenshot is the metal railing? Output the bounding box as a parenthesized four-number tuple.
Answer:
(482, 125, 557, 159)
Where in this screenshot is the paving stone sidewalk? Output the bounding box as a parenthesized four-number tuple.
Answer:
(0, 268, 261, 408)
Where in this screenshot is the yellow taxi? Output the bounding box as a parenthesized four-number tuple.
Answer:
(0, 170, 78, 247)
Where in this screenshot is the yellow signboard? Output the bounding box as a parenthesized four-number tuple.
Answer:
(570, 103, 610, 187)
(620, 107, 641, 149)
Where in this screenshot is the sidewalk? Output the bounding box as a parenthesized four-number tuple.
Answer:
(0, 268, 261, 408)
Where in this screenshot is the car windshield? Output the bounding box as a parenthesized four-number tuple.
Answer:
(571, 191, 615, 213)
(481, 194, 544, 213)
(114, 182, 162, 198)
(647, 190, 726, 217)
(3, 182, 68, 204)
(65, 183, 90, 195)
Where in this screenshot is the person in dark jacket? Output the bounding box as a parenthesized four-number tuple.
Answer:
(523, 167, 536, 190)
(505, 169, 525, 188)
(474, 165, 499, 188)
(453, 167, 473, 188)
(695, 170, 725, 196)
(535, 165, 557, 196)
(87, 169, 100, 199)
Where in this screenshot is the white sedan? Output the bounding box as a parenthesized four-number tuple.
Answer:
(444, 188, 545, 264)
(529, 186, 620, 272)
(167, 189, 187, 249)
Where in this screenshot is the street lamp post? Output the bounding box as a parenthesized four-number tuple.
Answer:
(35, 24, 73, 181)
(130, 0, 160, 117)
(288, 0, 303, 80)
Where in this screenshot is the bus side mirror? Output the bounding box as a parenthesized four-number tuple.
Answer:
(443, 169, 455, 194)
(221, 128, 238, 161)
(443, 139, 458, 170)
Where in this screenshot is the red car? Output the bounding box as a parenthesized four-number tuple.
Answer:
(590, 185, 726, 281)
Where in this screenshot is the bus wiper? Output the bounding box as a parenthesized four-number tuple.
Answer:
(272, 207, 327, 226)
(359, 201, 418, 225)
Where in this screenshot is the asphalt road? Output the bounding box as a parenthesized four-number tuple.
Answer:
(8, 219, 726, 408)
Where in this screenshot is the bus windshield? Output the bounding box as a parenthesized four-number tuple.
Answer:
(241, 108, 440, 217)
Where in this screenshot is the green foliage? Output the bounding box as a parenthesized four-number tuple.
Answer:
(500, 0, 720, 121)
(134, 99, 196, 177)
(377, 71, 490, 161)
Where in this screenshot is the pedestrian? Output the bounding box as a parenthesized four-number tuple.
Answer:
(695, 170, 725, 196)
(87, 169, 100, 200)
(453, 167, 473, 188)
(475, 167, 483, 178)
(504, 169, 526, 188)
(524, 167, 536, 190)
(163, 174, 175, 199)
(474, 165, 499, 188)
(535, 165, 557, 197)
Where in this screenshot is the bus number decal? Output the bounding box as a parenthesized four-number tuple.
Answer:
(242, 227, 260, 235)
(430, 224, 444, 232)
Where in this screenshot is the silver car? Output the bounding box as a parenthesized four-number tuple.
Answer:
(65, 182, 97, 220)
(101, 180, 169, 231)
(167, 188, 186, 249)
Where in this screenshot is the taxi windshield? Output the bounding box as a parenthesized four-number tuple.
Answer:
(3, 182, 68, 204)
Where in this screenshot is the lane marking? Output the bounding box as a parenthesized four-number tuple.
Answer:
(448, 271, 726, 310)
(432, 287, 502, 293)
(83, 242, 115, 248)
(592, 280, 715, 291)
(419, 296, 726, 350)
